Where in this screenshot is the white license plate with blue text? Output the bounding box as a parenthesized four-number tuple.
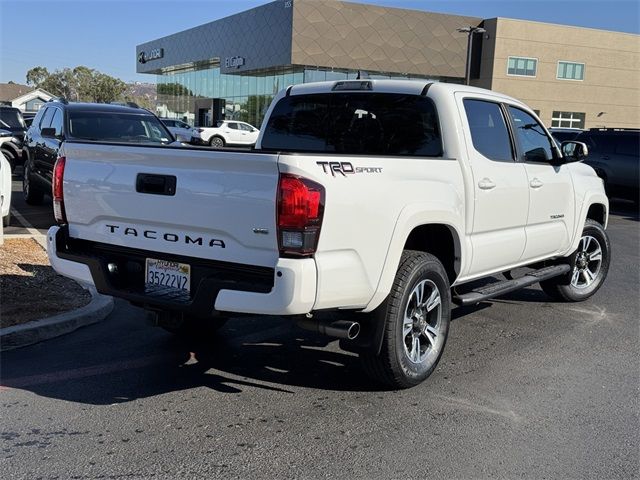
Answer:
(145, 258, 191, 293)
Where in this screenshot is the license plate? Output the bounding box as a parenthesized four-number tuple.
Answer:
(145, 258, 191, 293)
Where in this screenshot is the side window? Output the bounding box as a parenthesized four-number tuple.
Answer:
(31, 108, 46, 129)
(50, 108, 64, 137)
(163, 120, 174, 127)
(463, 99, 513, 162)
(227, 122, 238, 130)
(508, 106, 555, 162)
(39, 107, 55, 130)
(239, 123, 253, 132)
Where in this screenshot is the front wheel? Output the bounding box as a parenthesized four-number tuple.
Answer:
(361, 251, 451, 389)
(540, 219, 611, 302)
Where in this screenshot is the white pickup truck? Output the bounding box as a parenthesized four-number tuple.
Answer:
(47, 80, 610, 388)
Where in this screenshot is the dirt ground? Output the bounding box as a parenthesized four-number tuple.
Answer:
(0, 238, 91, 328)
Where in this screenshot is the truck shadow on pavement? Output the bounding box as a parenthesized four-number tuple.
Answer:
(0, 308, 384, 404)
(2, 284, 561, 405)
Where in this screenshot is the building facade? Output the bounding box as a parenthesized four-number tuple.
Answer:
(137, 0, 639, 130)
(0, 83, 53, 113)
(474, 18, 640, 129)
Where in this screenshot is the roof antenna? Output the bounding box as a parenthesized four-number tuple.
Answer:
(356, 70, 369, 79)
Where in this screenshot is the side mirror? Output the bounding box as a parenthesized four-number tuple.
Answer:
(41, 127, 59, 139)
(561, 141, 588, 162)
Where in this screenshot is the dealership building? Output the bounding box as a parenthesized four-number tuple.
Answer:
(136, 0, 639, 131)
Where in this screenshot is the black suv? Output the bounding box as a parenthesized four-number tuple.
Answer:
(22, 100, 175, 204)
(0, 105, 27, 168)
(576, 128, 639, 204)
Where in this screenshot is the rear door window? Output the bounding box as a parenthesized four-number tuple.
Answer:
(50, 108, 64, 137)
(39, 107, 55, 130)
(615, 135, 639, 157)
(463, 99, 513, 162)
(262, 93, 442, 156)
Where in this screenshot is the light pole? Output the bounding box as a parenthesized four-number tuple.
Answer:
(457, 26, 486, 85)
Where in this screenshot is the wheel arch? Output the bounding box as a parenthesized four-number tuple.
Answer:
(403, 224, 461, 285)
(586, 203, 607, 227)
(566, 190, 609, 255)
(363, 208, 464, 313)
(1, 141, 20, 162)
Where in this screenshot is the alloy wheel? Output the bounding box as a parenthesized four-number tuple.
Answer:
(570, 235, 603, 289)
(402, 279, 444, 364)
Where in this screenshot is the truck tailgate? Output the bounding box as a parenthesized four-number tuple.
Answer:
(62, 142, 280, 267)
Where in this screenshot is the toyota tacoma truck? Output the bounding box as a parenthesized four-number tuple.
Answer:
(46, 80, 610, 388)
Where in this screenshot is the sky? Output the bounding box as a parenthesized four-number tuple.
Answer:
(1, 0, 638, 85)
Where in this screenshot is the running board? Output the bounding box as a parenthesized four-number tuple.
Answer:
(453, 264, 571, 306)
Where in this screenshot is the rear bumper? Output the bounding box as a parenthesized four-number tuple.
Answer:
(47, 226, 317, 316)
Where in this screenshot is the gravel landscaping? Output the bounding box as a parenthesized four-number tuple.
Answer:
(0, 238, 91, 328)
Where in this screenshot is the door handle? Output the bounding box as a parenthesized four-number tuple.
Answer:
(530, 178, 544, 189)
(478, 178, 496, 190)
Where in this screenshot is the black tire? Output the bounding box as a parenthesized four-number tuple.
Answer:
(157, 312, 228, 338)
(360, 251, 451, 389)
(23, 162, 44, 205)
(540, 219, 611, 302)
(209, 136, 225, 148)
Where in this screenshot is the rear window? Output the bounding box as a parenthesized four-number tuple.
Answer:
(68, 111, 172, 144)
(261, 93, 442, 156)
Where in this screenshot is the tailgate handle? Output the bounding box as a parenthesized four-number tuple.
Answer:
(136, 173, 177, 196)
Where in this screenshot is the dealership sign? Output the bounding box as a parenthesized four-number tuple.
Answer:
(138, 48, 164, 64)
(225, 56, 245, 69)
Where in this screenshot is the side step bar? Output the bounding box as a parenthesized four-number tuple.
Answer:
(453, 264, 571, 306)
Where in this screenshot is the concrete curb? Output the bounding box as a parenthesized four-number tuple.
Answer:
(0, 288, 114, 351)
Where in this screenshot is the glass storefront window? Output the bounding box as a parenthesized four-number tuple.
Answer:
(156, 65, 436, 128)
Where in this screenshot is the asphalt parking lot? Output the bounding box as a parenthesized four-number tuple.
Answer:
(1, 180, 639, 478)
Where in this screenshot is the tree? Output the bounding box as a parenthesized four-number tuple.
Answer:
(157, 82, 193, 97)
(240, 94, 273, 125)
(24, 65, 127, 103)
(26, 66, 50, 87)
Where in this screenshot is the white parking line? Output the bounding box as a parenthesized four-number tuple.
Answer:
(9, 206, 47, 247)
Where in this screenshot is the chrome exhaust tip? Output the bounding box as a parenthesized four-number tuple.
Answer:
(297, 318, 360, 340)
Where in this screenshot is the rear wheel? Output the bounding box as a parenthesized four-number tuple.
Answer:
(23, 162, 44, 205)
(361, 251, 451, 389)
(209, 136, 225, 148)
(540, 219, 610, 302)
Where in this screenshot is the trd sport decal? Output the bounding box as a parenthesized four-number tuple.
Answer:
(316, 161, 383, 177)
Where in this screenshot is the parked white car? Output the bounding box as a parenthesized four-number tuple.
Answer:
(1, 151, 12, 227)
(199, 120, 259, 148)
(160, 118, 201, 144)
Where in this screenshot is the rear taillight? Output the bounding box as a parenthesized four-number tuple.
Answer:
(52, 156, 67, 224)
(197, 128, 205, 133)
(277, 174, 325, 257)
